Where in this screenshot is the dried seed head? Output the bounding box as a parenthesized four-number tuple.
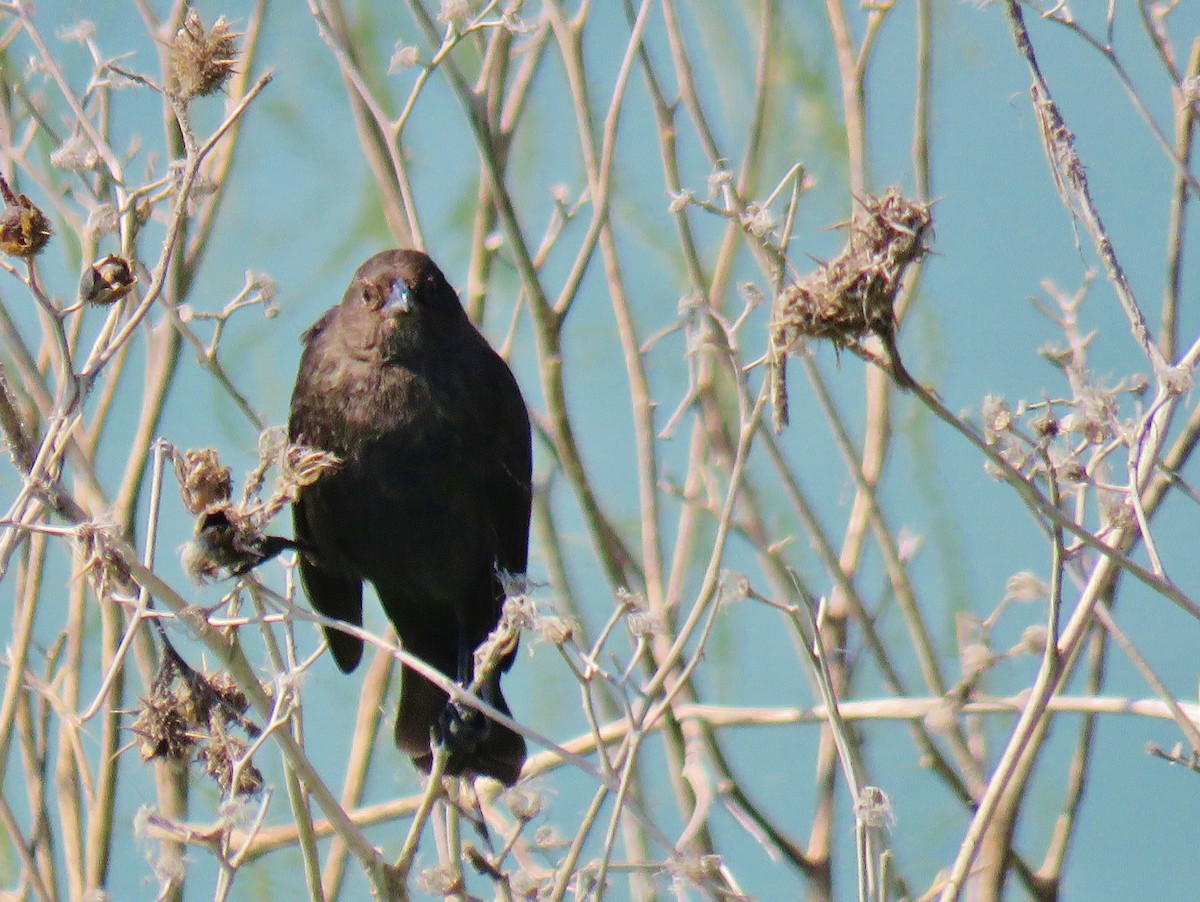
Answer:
(132, 687, 197, 761)
(80, 254, 137, 307)
(509, 871, 546, 900)
(505, 786, 545, 821)
(0, 176, 51, 258)
(417, 864, 463, 896)
(1031, 411, 1059, 439)
(534, 614, 575, 645)
(1004, 571, 1048, 603)
(168, 10, 240, 100)
(981, 395, 1013, 438)
(277, 443, 340, 502)
(208, 671, 250, 718)
(960, 642, 992, 679)
(198, 729, 262, 796)
(182, 505, 273, 582)
(388, 42, 421, 73)
(854, 786, 895, 829)
(1020, 625, 1049, 656)
(772, 188, 931, 353)
(50, 133, 100, 173)
(175, 447, 233, 515)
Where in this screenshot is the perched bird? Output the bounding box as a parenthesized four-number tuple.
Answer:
(288, 249, 531, 785)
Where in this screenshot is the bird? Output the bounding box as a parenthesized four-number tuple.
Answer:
(287, 249, 531, 785)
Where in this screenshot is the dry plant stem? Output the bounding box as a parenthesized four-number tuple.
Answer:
(916, 378, 1196, 617)
(759, 422, 981, 813)
(1092, 604, 1200, 750)
(820, 0, 935, 888)
(937, 404, 1190, 894)
(81, 441, 173, 721)
(322, 645, 395, 900)
(183, 0, 270, 268)
(1039, 617, 1107, 888)
(55, 545, 88, 900)
(395, 749, 449, 877)
(10, 1, 124, 179)
(1007, 0, 1166, 375)
(0, 791, 53, 902)
(26, 679, 61, 898)
(118, 554, 391, 890)
(246, 584, 324, 901)
(166, 689, 1200, 860)
(641, 4, 890, 881)
(1160, 38, 1200, 361)
(308, 0, 420, 248)
(543, 1, 673, 882)
(0, 529, 41, 792)
(974, 459, 1065, 902)
(1047, 8, 1200, 204)
(328, 0, 415, 245)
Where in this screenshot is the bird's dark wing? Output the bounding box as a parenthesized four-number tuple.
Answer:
(293, 493, 365, 673)
(477, 342, 533, 580)
(289, 305, 367, 673)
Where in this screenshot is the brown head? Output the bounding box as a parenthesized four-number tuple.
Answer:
(338, 249, 468, 362)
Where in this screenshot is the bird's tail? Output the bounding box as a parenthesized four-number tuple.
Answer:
(394, 658, 526, 786)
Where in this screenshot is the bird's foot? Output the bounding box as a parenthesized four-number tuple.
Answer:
(436, 697, 491, 757)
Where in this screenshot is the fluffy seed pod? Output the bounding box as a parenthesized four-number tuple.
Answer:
(80, 254, 136, 306)
(0, 176, 51, 258)
(168, 9, 240, 100)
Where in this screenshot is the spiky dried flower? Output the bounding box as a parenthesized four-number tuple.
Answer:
(770, 188, 931, 424)
(474, 593, 535, 677)
(75, 521, 131, 595)
(80, 254, 137, 307)
(132, 684, 198, 761)
(437, 0, 472, 27)
(0, 175, 51, 258)
(198, 725, 262, 796)
(168, 9, 240, 100)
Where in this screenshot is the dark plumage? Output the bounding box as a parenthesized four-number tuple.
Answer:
(288, 249, 530, 785)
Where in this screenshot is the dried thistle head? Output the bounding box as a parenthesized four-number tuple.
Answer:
(174, 447, 233, 515)
(168, 9, 240, 100)
(197, 727, 262, 796)
(75, 520, 131, 595)
(773, 188, 932, 352)
(0, 175, 51, 259)
(132, 685, 198, 761)
(80, 254, 137, 307)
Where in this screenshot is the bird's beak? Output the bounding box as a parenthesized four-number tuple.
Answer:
(383, 281, 413, 314)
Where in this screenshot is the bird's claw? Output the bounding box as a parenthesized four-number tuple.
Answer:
(436, 697, 491, 757)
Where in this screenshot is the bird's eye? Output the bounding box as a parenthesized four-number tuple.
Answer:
(361, 279, 386, 310)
